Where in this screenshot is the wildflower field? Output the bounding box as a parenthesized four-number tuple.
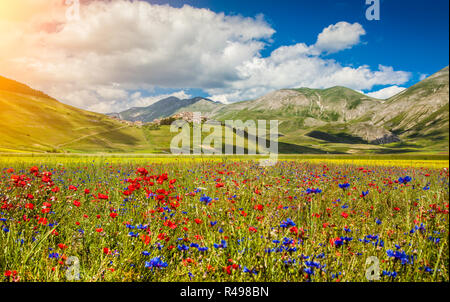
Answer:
(0, 156, 448, 282)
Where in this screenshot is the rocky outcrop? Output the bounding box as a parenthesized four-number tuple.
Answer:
(370, 134, 401, 145)
(349, 122, 400, 145)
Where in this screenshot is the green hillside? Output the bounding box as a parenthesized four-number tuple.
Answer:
(0, 76, 260, 154)
(0, 76, 150, 153)
(372, 66, 449, 152)
(214, 86, 381, 124)
(211, 67, 449, 154)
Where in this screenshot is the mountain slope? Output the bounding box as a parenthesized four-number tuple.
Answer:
(210, 67, 448, 154)
(0, 76, 149, 153)
(210, 86, 390, 153)
(370, 66, 449, 151)
(213, 86, 382, 124)
(114, 96, 223, 122)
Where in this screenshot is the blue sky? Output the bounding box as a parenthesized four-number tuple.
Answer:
(1, 0, 448, 112)
(147, 0, 449, 86)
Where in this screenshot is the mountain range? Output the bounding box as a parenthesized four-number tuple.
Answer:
(109, 66, 449, 154)
(0, 66, 448, 154)
(108, 96, 222, 122)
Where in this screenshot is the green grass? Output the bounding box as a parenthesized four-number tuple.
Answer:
(0, 89, 148, 153)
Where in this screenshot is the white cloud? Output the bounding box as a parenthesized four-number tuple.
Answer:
(314, 22, 366, 54)
(207, 59, 410, 103)
(365, 85, 407, 99)
(47, 84, 192, 113)
(0, 1, 411, 112)
(419, 73, 428, 81)
(129, 90, 192, 109)
(0, 0, 274, 112)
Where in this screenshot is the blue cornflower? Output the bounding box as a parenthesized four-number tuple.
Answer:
(145, 256, 168, 269)
(420, 266, 433, 273)
(282, 237, 294, 246)
(428, 236, 441, 244)
(213, 240, 227, 249)
(280, 218, 296, 228)
(339, 183, 350, 189)
(200, 195, 213, 205)
(305, 261, 321, 268)
(243, 267, 258, 275)
(386, 249, 414, 265)
(333, 238, 344, 247)
(382, 270, 398, 278)
(48, 252, 60, 259)
(177, 244, 189, 251)
(306, 188, 322, 194)
(398, 176, 412, 184)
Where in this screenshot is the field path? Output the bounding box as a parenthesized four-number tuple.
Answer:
(56, 125, 129, 148)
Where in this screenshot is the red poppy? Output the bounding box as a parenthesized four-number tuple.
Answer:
(98, 194, 109, 200)
(254, 204, 264, 211)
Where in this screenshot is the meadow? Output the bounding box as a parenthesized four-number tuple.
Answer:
(0, 155, 448, 282)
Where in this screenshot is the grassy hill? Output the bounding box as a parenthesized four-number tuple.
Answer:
(0, 76, 150, 153)
(0, 76, 260, 154)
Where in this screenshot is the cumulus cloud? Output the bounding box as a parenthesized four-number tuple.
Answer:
(419, 74, 428, 81)
(0, 0, 411, 112)
(314, 21, 366, 54)
(207, 56, 410, 102)
(365, 85, 407, 99)
(130, 90, 192, 108)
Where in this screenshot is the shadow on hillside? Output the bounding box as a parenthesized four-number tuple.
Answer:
(306, 130, 368, 144)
